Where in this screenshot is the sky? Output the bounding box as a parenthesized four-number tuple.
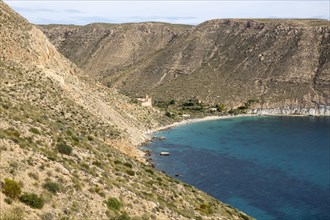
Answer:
(4, 0, 330, 25)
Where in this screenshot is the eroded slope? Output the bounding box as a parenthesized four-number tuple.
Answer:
(0, 2, 251, 219)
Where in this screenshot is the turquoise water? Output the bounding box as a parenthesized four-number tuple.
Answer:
(145, 116, 330, 219)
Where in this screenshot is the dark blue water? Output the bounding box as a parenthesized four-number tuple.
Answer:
(145, 116, 330, 220)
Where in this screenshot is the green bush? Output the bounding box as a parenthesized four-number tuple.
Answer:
(4, 128, 20, 138)
(238, 105, 247, 110)
(182, 101, 194, 107)
(19, 192, 44, 209)
(2, 178, 22, 199)
(169, 100, 176, 105)
(4, 197, 12, 204)
(42, 181, 60, 194)
(66, 130, 73, 136)
(56, 142, 72, 155)
(165, 111, 175, 118)
(92, 161, 102, 167)
(123, 162, 133, 168)
(145, 169, 154, 175)
(114, 160, 122, 164)
(228, 109, 241, 115)
(106, 197, 122, 211)
(29, 127, 41, 135)
(125, 169, 135, 176)
(216, 104, 225, 112)
(197, 203, 213, 214)
(71, 135, 80, 143)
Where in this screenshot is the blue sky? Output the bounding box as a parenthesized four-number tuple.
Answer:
(4, 0, 330, 25)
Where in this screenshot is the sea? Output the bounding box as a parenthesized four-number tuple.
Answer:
(144, 116, 330, 220)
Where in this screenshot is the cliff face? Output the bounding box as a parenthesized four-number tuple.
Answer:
(0, 2, 251, 219)
(41, 19, 330, 112)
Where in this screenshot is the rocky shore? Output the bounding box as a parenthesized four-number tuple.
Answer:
(248, 106, 330, 116)
(145, 106, 330, 138)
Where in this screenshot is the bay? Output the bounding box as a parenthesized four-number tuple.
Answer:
(144, 116, 330, 219)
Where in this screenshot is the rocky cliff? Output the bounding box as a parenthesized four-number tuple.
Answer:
(0, 1, 251, 219)
(41, 19, 330, 113)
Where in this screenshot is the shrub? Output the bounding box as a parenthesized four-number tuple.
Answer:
(2, 103, 10, 109)
(238, 105, 247, 110)
(2, 178, 22, 199)
(19, 192, 44, 209)
(165, 112, 175, 118)
(106, 197, 122, 211)
(123, 162, 133, 168)
(182, 101, 194, 107)
(4, 127, 20, 138)
(114, 160, 122, 164)
(71, 135, 79, 143)
(4, 197, 12, 204)
(66, 130, 73, 136)
(216, 104, 225, 112)
(28, 172, 39, 180)
(29, 127, 41, 135)
(42, 181, 60, 194)
(145, 169, 154, 175)
(196, 203, 213, 215)
(125, 169, 135, 176)
(228, 109, 240, 115)
(92, 161, 102, 167)
(56, 142, 72, 155)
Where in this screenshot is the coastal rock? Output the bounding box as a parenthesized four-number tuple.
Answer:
(160, 152, 170, 156)
(249, 106, 330, 116)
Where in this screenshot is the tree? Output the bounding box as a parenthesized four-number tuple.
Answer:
(216, 104, 225, 112)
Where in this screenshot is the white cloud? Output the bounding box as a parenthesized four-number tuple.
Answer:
(4, 0, 330, 25)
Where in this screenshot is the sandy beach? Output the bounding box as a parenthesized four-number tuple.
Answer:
(145, 110, 328, 136)
(146, 114, 254, 135)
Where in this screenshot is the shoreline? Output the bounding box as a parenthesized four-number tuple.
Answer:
(138, 111, 329, 163)
(145, 112, 330, 136)
(145, 114, 253, 135)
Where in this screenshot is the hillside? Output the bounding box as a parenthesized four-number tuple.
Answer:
(0, 1, 252, 219)
(41, 22, 191, 78)
(41, 19, 330, 114)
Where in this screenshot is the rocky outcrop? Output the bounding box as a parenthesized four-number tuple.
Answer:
(249, 106, 330, 116)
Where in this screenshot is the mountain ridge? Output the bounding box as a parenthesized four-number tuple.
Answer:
(41, 18, 330, 113)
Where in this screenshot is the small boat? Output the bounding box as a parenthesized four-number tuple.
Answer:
(160, 152, 170, 156)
